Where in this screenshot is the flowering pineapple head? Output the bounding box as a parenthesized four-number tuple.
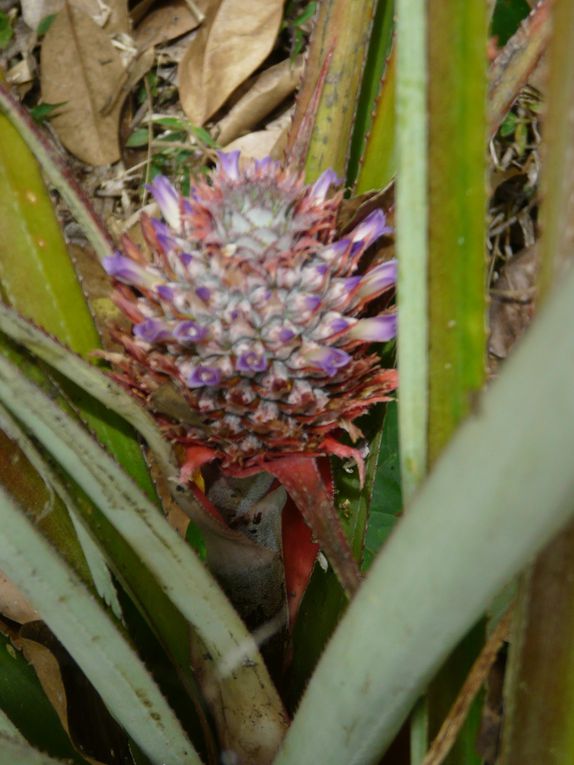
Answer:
(104, 152, 397, 472)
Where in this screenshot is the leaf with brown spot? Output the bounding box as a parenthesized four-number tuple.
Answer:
(178, 0, 284, 125)
(40, 2, 126, 165)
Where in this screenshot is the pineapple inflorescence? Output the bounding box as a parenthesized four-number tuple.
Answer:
(103, 152, 397, 471)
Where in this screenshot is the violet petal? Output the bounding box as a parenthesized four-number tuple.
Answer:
(356, 259, 397, 300)
(134, 318, 171, 343)
(186, 365, 222, 388)
(311, 168, 342, 202)
(103, 253, 155, 288)
(346, 313, 397, 342)
(350, 209, 392, 247)
(303, 346, 352, 377)
(173, 320, 208, 343)
(147, 175, 181, 231)
(236, 350, 268, 373)
(217, 151, 240, 181)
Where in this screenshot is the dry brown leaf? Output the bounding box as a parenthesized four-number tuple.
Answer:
(216, 57, 304, 146)
(105, 0, 130, 34)
(18, 625, 110, 765)
(135, 0, 204, 52)
(41, 2, 126, 165)
(23, 0, 129, 33)
(223, 109, 292, 161)
(0, 572, 39, 624)
(131, 0, 158, 25)
(100, 46, 156, 118)
(489, 246, 538, 363)
(178, 0, 284, 125)
(22, 0, 66, 30)
(19, 638, 69, 738)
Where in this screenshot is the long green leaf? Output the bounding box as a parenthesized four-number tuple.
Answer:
(0, 402, 121, 618)
(349, 0, 395, 190)
(0, 736, 67, 765)
(0, 85, 113, 264)
(272, 249, 574, 765)
(0, 302, 174, 481)
(426, 0, 487, 462)
(288, 0, 378, 179)
(0, 354, 287, 756)
(424, 2, 488, 759)
(0, 107, 155, 500)
(396, 0, 428, 501)
(0, 486, 199, 765)
(355, 42, 396, 194)
(0, 633, 88, 764)
(0, 708, 25, 742)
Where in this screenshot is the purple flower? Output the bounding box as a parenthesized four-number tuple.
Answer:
(236, 350, 268, 373)
(156, 284, 175, 301)
(151, 218, 178, 252)
(106, 152, 398, 469)
(217, 150, 240, 181)
(356, 260, 397, 297)
(350, 210, 392, 247)
(321, 239, 351, 263)
(103, 253, 157, 288)
(195, 286, 211, 302)
(134, 318, 171, 343)
(310, 168, 342, 202)
(185, 365, 222, 388)
(147, 176, 181, 231)
(346, 313, 397, 342)
(173, 320, 208, 343)
(303, 346, 352, 377)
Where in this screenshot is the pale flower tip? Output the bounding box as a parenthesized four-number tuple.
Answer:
(311, 168, 343, 201)
(146, 175, 181, 230)
(346, 313, 397, 343)
(134, 318, 170, 344)
(357, 259, 398, 300)
(304, 346, 352, 377)
(254, 156, 277, 174)
(351, 209, 392, 246)
(217, 150, 241, 181)
(103, 253, 148, 286)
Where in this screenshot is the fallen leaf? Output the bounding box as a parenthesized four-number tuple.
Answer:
(103, 0, 130, 35)
(21, 0, 64, 31)
(22, 0, 129, 34)
(130, 0, 157, 25)
(41, 2, 126, 165)
(178, 0, 284, 125)
(135, 0, 204, 52)
(18, 637, 70, 745)
(489, 245, 538, 364)
(19, 623, 126, 765)
(0, 572, 39, 624)
(223, 112, 291, 161)
(216, 57, 304, 145)
(100, 46, 156, 118)
(6, 56, 35, 87)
